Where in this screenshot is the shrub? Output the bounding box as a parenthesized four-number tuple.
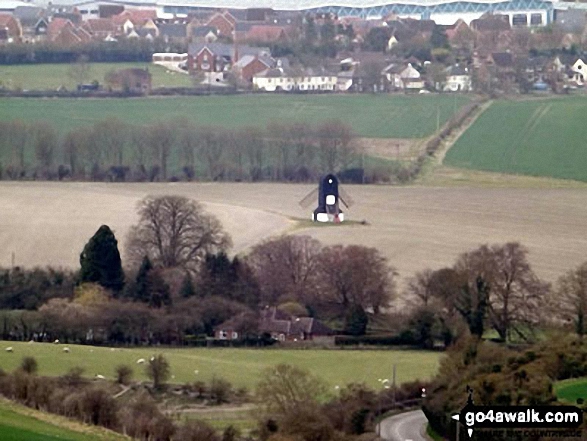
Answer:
(210, 376, 232, 404)
(175, 420, 219, 441)
(146, 354, 170, 390)
(115, 364, 133, 385)
(79, 388, 119, 429)
(20, 356, 38, 375)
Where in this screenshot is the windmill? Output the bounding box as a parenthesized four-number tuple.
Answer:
(299, 174, 354, 223)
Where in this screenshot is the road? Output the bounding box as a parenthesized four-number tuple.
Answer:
(378, 409, 429, 441)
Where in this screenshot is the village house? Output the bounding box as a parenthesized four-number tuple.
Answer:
(0, 13, 22, 43)
(13, 6, 48, 42)
(570, 58, 586, 86)
(206, 11, 236, 37)
(105, 68, 152, 94)
(253, 67, 338, 92)
(187, 42, 270, 73)
(232, 54, 275, 82)
(382, 62, 424, 91)
(214, 307, 333, 343)
(444, 65, 472, 92)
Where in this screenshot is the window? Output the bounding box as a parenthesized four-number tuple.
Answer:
(219, 330, 227, 339)
(530, 13, 543, 25)
(232, 332, 238, 339)
(512, 14, 528, 26)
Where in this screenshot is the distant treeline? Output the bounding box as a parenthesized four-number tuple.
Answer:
(0, 39, 185, 64)
(0, 118, 401, 183)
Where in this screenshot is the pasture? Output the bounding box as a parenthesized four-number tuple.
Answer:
(0, 94, 470, 138)
(0, 342, 441, 390)
(0, 62, 191, 90)
(444, 96, 587, 182)
(1, 182, 587, 290)
(555, 378, 587, 404)
(0, 398, 128, 440)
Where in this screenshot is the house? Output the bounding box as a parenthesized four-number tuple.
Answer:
(190, 25, 218, 43)
(382, 62, 423, 90)
(83, 18, 116, 39)
(105, 68, 152, 93)
(111, 9, 156, 34)
(206, 11, 235, 37)
(214, 307, 333, 342)
(158, 23, 187, 43)
(233, 54, 274, 82)
(444, 65, 472, 92)
(0, 14, 22, 43)
(187, 42, 270, 73)
(13, 6, 47, 42)
(570, 58, 586, 85)
(244, 24, 289, 43)
(51, 20, 92, 45)
(253, 67, 338, 92)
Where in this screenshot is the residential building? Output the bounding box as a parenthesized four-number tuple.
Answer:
(444, 65, 472, 91)
(105, 68, 152, 93)
(253, 67, 338, 92)
(187, 42, 270, 73)
(0, 13, 22, 43)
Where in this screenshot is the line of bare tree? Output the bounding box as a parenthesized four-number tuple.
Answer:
(0, 118, 371, 183)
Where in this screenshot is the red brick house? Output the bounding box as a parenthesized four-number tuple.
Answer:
(245, 25, 288, 43)
(187, 42, 271, 73)
(0, 14, 22, 42)
(105, 68, 152, 93)
(233, 54, 274, 81)
(206, 12, 235, 37)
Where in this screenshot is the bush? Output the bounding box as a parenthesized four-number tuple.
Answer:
(20, 356, 38, 375)
(146, 355, 170, 390)
(61, 366, 86, 387)
(115, 364, 133, 385)
(79, 388, 119, 429)
(175, 420, 219, 441)
(210, 376, 232, 404)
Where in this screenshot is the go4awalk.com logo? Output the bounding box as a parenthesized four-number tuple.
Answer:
(452, 386, 583, 438)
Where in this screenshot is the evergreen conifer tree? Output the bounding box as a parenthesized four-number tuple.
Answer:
(79, 225, 124, 292)
(133, 256, 152, 303)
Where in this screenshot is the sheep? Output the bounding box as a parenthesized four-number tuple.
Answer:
(150, 356, 155, 362)
(194, 370, 199, 375)
(54, 339, 59, 344)
(5, 347, 13, 353)
(95, 374, 105, 380)
(63, 347, 70, 353)
(136, 358, 146, 364)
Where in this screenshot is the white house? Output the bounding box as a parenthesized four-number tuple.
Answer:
(382, 62, 424, 90)
(444, 65, 473, 92)
(253, 68, 337, 92)
(571, 58, 586, 85)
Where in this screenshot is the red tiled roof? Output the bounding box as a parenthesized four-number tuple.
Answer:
(246, 25, 286, 42)
(112, 9, 156, 26)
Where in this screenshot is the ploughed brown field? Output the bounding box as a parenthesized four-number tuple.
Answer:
(1, 182, 586, 289)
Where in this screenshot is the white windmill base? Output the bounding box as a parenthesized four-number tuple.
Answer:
(312, 212, 345, 223)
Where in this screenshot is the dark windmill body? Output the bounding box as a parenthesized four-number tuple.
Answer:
(299, 174, 353, 223)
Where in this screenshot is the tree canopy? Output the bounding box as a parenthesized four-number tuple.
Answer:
(79, 225, 124, 292)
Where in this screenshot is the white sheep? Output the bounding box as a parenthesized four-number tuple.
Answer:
(194, 370, 199, 375)
(63, 347, 70, 353)
(150, 356, 155, 362)
(54, 339, 59, 344)
(5, 347, 13, 352)
(95, 374, 105, 380)
(136, 358, 146, 364)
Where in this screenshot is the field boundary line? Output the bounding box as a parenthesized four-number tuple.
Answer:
(435, 99, 493, 165)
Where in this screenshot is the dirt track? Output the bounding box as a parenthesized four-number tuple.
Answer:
(1, 182, 586, 290)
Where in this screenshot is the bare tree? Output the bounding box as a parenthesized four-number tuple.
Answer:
(555, 261, 587, 339)
(62, 130, 82, 177)
(317, 244, 396, 314)
(176, 119, 198, 180)
(1, 120, 29, 174)
(68, 54, 91, 87)
(407, 269, 435, 307)
(316, 120, 356, 173)
(256, 364, 327, 416)
(454, 242, 548, 342)
(198, 126, 226, 181)
(129, 126, 148, 180)
(247, 235, 322, 305)
(145, 123, 175, 181)
(126, 195, 232, 273)
(92, 118, 127, 167)
(243, 127, 265, 181)
(34, 122, 58, 176)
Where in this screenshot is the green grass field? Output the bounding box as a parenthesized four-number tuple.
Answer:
(0, 94, 470, 138)
(0, 62, 191, 90)
(445, 96, 587, 182)
(555, 378, 587, 404)
(0, 342, 441, 390)
(0, 399, 128, 441)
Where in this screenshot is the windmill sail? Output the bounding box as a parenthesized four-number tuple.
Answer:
(299, 187, 319, 208)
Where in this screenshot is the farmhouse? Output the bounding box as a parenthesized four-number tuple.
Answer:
(215, 307, 333, 342)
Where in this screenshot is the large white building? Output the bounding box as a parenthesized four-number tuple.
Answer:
(27, 0, 557, 26)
